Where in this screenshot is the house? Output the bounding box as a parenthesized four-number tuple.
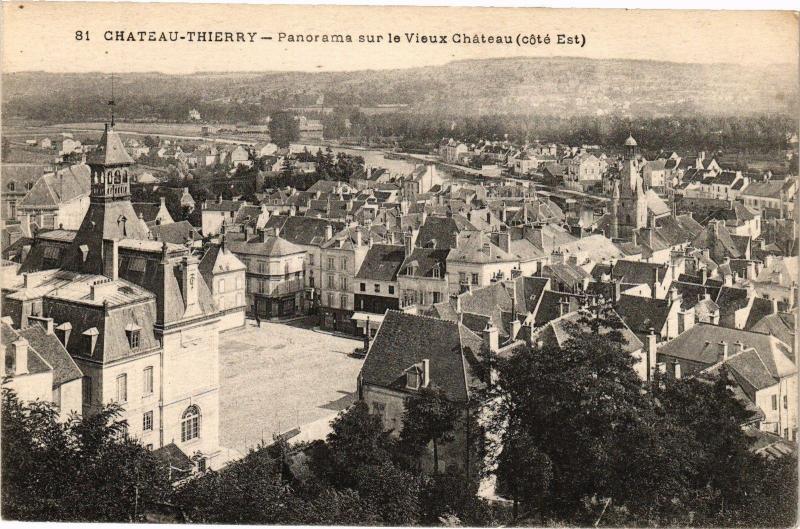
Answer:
(2, 320, 84, 422)
(179, 187, 196, 213)
(358, 310, 510, 473)
(199, 242, 247, 330)
(562, 152, 605, 191)
(353, 244, 405, 337)
(297, 116, 324, 142)
(318, 226, 371, 334)
(447, 232, 519, 296)
(740, 177, 796, 219)
(701, 343, 796, 441)
(440, 139, 469, 164)
(753, 255, 798, 309)
(188, 109, 201, 121)
(15, 164, 91, 231)
(227, 231, 306, 319)
(1, 164, 47, 220)
(201, 198, 245, 236)
(229, 146, 251, 168)
(642, 158, 669, 192)
(512, 152, 538, 176)
(398, 242, 450, 309)
(3, 121, 224, 467)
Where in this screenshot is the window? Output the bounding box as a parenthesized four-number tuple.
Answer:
(219, 278, 225, 293)
(327, 257, 335, 270)
(772, 395, 778, 410)
(309, 254, 314, 266)
(128, 330, 140, 349)
(7, 182, 14, 192)
(341, 277, 348, 291)
(128, 257, 147, 273)
(83, 377, 92, 405)
(432, 266, 440, 279)
(257, 261, 266, 274)
(327, 275, 335, 289)
(143, 411, 153, 432)
(459, 272, 467, 284)
(146, 444, 153, 450)
(181, 405, 201, 442)
(433, 292, 441, 304)
(340, 294, 348, 310)
(327, 293, 334, 307)
(471, 273, 479, 285)
(197, 458, 207, 473)
(388, 285, 395, 295)
(116, 374, 128, 403)
(374, 284, 380, 293)
(783, 395, 788, 409)
(143, 366, 154, 396)
(258, 279, 265, 294)
(360, 283, 366, 292)
(372, 402, 386, 415)
(785, 428, 789, 439)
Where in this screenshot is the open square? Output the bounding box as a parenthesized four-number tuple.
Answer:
(218, 319, 364, 454)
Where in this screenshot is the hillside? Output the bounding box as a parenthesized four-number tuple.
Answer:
(3, 57, 797, 123)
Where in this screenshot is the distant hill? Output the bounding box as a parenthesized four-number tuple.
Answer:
(3, 57, 797, 122)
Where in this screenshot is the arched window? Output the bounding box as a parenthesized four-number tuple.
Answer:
(114, 170, 122, 184)
(181, 405, 201, 442)
(7, 182, 15, 191)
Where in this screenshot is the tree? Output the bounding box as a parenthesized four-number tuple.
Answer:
(269, 111, 300, 148)
(2, 389, 172, 522)
(401, 386, 460, 474)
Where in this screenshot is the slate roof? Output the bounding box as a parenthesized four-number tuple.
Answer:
(360, 310, 486, 402)
(149, 221, 201, 245)
(199, 243, 246, 283)
(2, 323, 52, 377)
(229, 235, 304, 257)
(19, 164, 91, 208)
(740, 180, 786, 199)
(535, 308, 643, 355)
(203, 200, 242, 212)
(17, 323, 83, 387)
(657, 323, 792, 367)
(750, 312, 796, 351)
(744, 297, 775, 331)
(448, 231, 516, 264)
(416, 215, 477, 250)
(85, 127, 134, 166)
(263, 215, 345, 247)
(355, 244, 406, 282)
(611, 260, 667, 285)
(132, 202, 161, 223)
(398, 247, 449, 278)
(615, 294, 672, 338)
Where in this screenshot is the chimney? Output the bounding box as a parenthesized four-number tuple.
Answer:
(12, 338, 29, 375)
(355, 227, 362, 247)
(56, 322, 72, 348)
(672, 360, 682, 380)
(509, 318, 521, 340)
(181, 256, 201, 317)
(499, 231, 511, 253)
(325, 224, 333, 241)
(631, 231, 638, 246)
(734, 340, 745, 354)
(28, 316, 54, 335)
(483, 319, 499, 353)
(646, 327, 657, 382)
(422, 358, 430, 388)
(718, 341, 728, 362)
(700, 267, 708, 284)
(421, 209, 428, 224)
(669, 287, 680, 303)
(772, 297, 779, 314)
(102, 239, 119, 281)
(613, 280, 622, 302)
(404, 230, 413, 258)
(558, 297, 570, 317)
(160, 196, 166, 208)
(652, 266, 660, 299)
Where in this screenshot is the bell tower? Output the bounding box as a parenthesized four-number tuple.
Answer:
(88, 123, 134, 202)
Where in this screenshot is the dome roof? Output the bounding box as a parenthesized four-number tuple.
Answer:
(624, 135, 638, 147)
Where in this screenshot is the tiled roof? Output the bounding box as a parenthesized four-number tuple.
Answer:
(355, 244, 406, 282)
(750, 312, 795, 351)
(19, 164, 91, 208)
(399, 247, 449, 278)
(611, 260, 667, 285)
(203, 200, 243, 212)
(264, 215, 345, 247)
(417, 215, 477, 250)
(535, 308, 643, 355)
(448, 231, 516, 264)
(360, 310, 485, 402)
(149, 221, 201, 245)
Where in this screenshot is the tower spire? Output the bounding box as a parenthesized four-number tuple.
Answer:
(109, 74, 116, 128)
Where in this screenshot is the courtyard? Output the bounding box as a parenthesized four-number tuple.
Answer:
(218, 318, 364, 455)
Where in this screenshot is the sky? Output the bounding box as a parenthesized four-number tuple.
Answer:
(2, 3, 798, 74)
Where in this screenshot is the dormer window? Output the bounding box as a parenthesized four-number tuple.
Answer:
(125, 324, 142, 350)
(7, 182, 15, 192)
(432, 265, 441, 279)
(406, 369, 421, 390)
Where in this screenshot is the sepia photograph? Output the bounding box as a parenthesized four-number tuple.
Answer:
(0, 2, 798, 526)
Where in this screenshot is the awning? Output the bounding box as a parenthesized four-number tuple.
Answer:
(351, 312, 385, 324)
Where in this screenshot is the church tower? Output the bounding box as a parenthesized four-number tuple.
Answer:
(617, 135, 647, 238)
